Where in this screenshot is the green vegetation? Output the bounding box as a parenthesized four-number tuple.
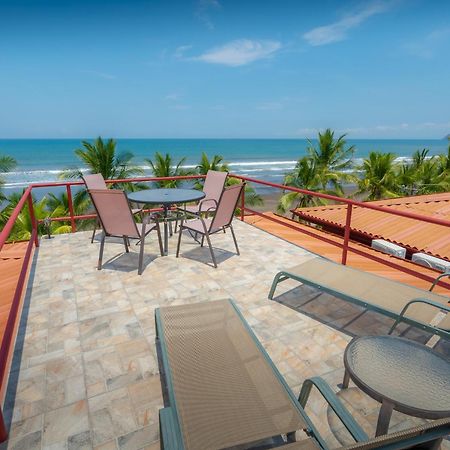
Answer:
(278, 129, 357, 212)
(0, 154, 16, 203)
(355, 151, 399, 200)
(279, 131, 450, 212)
(2, 134, 450, 240)
(194, 152, 263, 208)
(59, 137, 144, 191)
(145, 152, 192, 188)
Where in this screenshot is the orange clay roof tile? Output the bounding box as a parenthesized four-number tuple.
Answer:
(0, 242, 29, 341)
(292, 193, 450, 261)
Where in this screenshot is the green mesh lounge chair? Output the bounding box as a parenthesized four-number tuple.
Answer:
(155, 299, 450, 450)
(268, 257, 450, 340)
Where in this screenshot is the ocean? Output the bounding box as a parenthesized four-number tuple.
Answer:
(1, 138, 448, 197)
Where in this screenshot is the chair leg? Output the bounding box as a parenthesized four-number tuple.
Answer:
(123, 236, 129, 253)
(91, 219, 99, 243)
(204, 231, 217, 268)
(156, 224, 164, 256)
(201, 235, 205, 247)
(98, 232, 106, 270)
(138, 234, 145, 275)
(176, 221, 184, 258)
(229, 225, 240, 255)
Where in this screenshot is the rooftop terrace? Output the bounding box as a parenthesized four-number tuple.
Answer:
(2, 219, 449, 450)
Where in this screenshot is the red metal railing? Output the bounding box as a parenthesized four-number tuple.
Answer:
(0, 172, 449, 441)
(233, 174, 450, 289)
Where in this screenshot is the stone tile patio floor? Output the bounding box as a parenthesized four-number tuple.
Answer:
(1, 220, 448, 450)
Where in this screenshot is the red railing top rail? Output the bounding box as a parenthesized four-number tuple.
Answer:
(29, 174, 205, 189)
(230, 174, 450, 228)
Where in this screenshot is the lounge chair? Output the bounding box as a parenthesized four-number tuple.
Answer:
(268, 257, 450, 339)
(155, 299, 450, 450)
(89, 189, 163, 274)
(176, 183, 244, 268)
(82, 173, 143, 243)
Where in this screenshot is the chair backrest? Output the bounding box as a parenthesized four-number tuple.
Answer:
(203, 170, 228, 202)
(82, 173, 107, 190)
(89, 189, 140, 238)
(210, 183, 244, 230)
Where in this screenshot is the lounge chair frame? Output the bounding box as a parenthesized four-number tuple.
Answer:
(155, 299, 450, 450)
(268, 258, 450, 340)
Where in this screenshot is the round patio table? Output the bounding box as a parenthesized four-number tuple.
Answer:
(127, 188, 205, 256)
(342, 335, 450, 436)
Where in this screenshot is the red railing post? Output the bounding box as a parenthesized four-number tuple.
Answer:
(66, 185, 76, 233)
(0, 407, 7, 442)
(341, 204, 353, 265)
(27, 193, 39, 248)
(240, 185, 245, 221)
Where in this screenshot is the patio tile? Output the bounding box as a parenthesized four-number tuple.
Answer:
(2, 220, 446, 449)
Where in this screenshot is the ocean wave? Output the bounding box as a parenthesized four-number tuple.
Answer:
(1, 155, 423, 189)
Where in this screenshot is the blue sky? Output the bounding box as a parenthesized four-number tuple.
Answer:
(0, 0, 449, 139)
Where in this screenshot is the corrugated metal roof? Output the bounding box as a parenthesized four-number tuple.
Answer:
(0, 242, 29, 349)
(292, 193, 450, 260)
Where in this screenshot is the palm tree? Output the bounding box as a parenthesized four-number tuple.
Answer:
(145, 152, 192, 188)
(2, 192, 49, 240)
(397, 148, 450, 195)
(356, 151, 399, 201)
(46, 191, 92, 232)
(197, 152, 229, 174)
(194, 152, 229, 189)
(436, 140, 450, 175)
(0, 155, 16, 203)
(306, 128, 357, 193)
(277, 156, 339, 213)
(60, 137, 144, 189)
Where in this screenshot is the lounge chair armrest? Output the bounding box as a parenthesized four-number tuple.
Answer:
(389, 297, 450, 335)
(430, 272, 450, 291)
(397, 297, 450, 320)
(298, 377, 368, 443)
(159, 407, 183, 450)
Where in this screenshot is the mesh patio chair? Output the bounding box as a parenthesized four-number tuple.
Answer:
(174, 170, 228, 233)
(89, 189, 163, 275)
(183, 170, 228, 215)
(176, 183, 244, 268)
(82, 174, 143, 243)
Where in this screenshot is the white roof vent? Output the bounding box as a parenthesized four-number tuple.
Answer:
(411, 253, 450, 273)
(371, 239, 406, 258)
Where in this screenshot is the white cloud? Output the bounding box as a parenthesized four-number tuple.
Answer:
(404, 27, 450, 59)
(165, 93, 181, 101)
(193, 39, 282, 67)
(169, 104, 190, 110)
(256, 102, 283, 111)
(174, 45, 192, 59)
(196, 0, 221, 30)
(303, 1, 392, 46)
(80, 70, 116, 80)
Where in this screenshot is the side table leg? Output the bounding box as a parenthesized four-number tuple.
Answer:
(342, 370, 350, 388)
(375, 400, 394, 436)
(163, 205, 169, 256)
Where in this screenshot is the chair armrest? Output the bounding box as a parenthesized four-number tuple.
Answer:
(389, 297, 450, 334)
(159, 407, 184, 450)
(298, 377, 368, 443)
(198, 198, 218, 213)
(430, 273, 450, 292)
